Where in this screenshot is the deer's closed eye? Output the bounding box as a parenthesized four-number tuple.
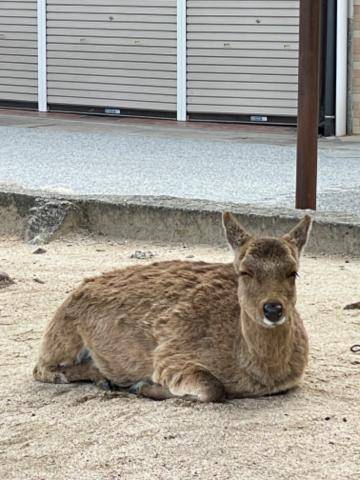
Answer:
(239, 271, 253, 278)
(288, 271, 299, 279)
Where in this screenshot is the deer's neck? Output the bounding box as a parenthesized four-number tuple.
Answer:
(239, 311, 294, 367)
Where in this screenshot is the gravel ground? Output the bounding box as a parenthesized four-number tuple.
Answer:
(0, 234, 359, 480)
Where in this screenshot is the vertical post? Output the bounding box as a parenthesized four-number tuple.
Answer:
(296, 0, 322, 210)
(37, 0, 47, 112)
(323, 0, 337, 137)
(177, 0, 187, 121)
(335, 0, 348, 136)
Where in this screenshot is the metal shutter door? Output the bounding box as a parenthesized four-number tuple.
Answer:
(0, 1, 38, 103)
(187, 0, 299, 118)
(47, 0, 177, 113)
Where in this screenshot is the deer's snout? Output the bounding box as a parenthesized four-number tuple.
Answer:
(263, 303, 283, 323)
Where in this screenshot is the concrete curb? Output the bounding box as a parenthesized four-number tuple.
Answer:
(0, 188, 359, 256)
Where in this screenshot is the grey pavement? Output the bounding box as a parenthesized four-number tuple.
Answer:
(0, 111, 359, 214)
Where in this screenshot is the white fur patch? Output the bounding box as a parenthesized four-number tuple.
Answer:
(263, 317, 287, 328)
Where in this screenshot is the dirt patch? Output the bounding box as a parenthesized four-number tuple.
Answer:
(0, 235, 359, 480)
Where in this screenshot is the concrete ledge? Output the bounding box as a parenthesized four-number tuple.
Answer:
(0, 187, 359, 256)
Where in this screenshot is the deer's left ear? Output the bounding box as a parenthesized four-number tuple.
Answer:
(283, 215, 313, 254)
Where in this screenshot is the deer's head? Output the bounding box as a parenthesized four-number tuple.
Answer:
(223, 213, 312, 329)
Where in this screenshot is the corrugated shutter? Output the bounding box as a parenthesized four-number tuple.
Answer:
(187, 0, 299, 117)
(46, 0, 177, 112)
(0, 1, 38, 103)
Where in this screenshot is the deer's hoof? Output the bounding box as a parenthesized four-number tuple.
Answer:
(129, 380, 153, 395)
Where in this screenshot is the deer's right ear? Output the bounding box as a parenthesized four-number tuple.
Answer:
(282, 215, 313, 255)
(222, 212, 252, 250)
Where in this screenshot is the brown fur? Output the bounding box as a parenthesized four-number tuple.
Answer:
(33, 214, 312, 403)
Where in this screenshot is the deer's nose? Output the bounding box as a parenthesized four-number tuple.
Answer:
(263, 303, 283, 322)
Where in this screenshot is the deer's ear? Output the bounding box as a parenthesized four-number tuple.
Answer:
(283, 215, 313, 254)
(222, 212, 252, 250)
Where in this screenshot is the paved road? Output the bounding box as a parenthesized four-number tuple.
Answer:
(0, 112, 359, 214)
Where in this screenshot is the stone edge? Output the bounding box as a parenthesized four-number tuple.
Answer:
(0, 188, 359, 256)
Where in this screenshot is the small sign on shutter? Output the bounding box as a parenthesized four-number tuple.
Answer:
(250, 116, 268, 123)
(104, 108, 121, 115)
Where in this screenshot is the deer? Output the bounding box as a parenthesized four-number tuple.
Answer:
(33, 213, 312, 403)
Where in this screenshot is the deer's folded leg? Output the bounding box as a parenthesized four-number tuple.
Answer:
(154, 362, 225, 403)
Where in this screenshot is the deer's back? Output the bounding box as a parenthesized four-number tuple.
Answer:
(68, 261, 240, 338)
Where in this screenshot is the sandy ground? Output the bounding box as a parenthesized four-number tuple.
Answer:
(0, 234, 359, 480)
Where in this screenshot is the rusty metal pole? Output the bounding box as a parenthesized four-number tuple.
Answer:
(296, 0, 322, 210)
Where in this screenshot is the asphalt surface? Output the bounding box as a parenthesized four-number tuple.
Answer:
(0, 112, 359, 214)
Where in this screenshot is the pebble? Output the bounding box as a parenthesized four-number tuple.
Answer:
(32, 247, 47, 255)
(0, 271, 15, 288)
(344, 302, 360, 310)
(33, 278, 45, 284)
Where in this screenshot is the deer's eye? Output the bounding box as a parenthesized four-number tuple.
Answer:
(239, 271, 253, 278)
(288, 271, 299, 279)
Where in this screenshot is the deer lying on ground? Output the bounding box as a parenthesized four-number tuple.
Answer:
(33, 213, 312, 402)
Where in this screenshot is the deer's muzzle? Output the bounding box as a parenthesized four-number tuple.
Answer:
(263, 303, 283, 323)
